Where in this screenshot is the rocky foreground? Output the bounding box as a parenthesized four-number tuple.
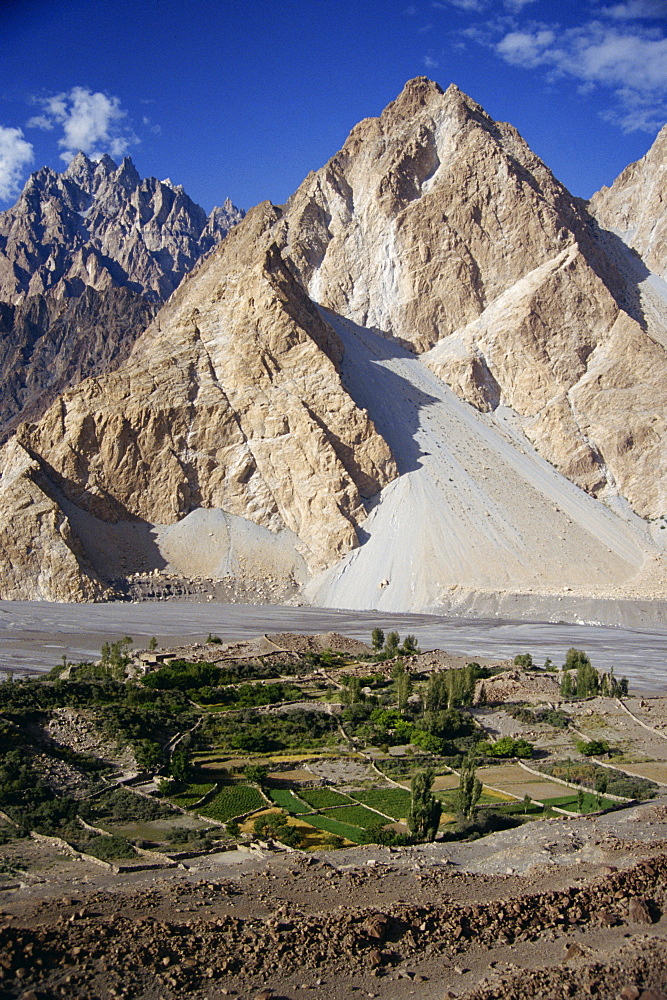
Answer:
(2, 799, 667, 1000)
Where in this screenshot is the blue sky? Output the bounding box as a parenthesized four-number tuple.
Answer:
(1, 0, 666, 212)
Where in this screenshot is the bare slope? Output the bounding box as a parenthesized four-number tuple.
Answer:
(306, 311, 663, 614)
(589, 124, 667, 279)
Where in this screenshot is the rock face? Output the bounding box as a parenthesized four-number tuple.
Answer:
(0, 203, 395, 600)
(0, 154, 243, 440)
(273, 78, 667, 520)
(589, 125, 667, 279)
(0, 78, 665, 604)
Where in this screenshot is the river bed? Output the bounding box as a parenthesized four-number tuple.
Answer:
(0, 599, 665, 693)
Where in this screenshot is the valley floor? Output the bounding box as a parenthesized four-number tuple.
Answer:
(2, 800, 667, 1000)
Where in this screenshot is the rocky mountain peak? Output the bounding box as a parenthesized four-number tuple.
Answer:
(0, 155, 245, 442)
(0, 79, 664, 609)
(589, 123, 667, 279)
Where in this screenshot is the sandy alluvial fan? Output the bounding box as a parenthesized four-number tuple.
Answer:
(0, 77, 665, 608)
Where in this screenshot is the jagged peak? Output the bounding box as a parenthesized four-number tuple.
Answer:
(94, 153, 117, 175)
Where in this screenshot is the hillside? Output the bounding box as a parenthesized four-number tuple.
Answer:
(0, 78, 665, 608)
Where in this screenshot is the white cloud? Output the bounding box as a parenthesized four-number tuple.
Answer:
(601, 1, 667, 19)
(424, 54, 440, 68)
(27, 86, 137, 163)
(432, 0, 486, 11)
(503, 0, 539, 10)
(495, 21, 667, 131)
(0, 126, 34, 201)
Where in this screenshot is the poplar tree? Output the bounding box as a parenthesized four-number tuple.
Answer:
(407, 768, 442, 842)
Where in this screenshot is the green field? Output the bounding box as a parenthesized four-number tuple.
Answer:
(351, 787, 411, 820)
(170, 782, 216, 809)
(299, 787, 353, 809)
(546, 793, 617, 814)
(268, 789, 312, 813)
(302, 812, 366, 843)
(321, 803, 387, 829)
(198, 784, 265, 822)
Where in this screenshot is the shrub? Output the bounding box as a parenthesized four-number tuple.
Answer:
(575, 739, 610, 757)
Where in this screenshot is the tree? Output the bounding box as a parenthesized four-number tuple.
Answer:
(254, 811, 302, 847)
(148, 636, 157, 651)
(407, 768, 442, 842)
(563, 649, 599, 698)
(385, 631, 400, 657)
(134, 739, 162, 770)
(560, 670, 574, 699)
(371, 628, 385, 651)
(342, 676, 364, 705)
(170, 749, 190, 782)
(523, 794, 532, 815)
(457, 755, 482, 820)
(425, 672, 449, 712)
(392, 662, 413, 712)
(100, 636, 133, 679)
(243, 764, 269, 787)
(401, 634, 419, 656)
(513, 653, 533, 668)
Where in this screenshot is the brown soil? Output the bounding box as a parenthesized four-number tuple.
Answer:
(1, 800, 667, 1000)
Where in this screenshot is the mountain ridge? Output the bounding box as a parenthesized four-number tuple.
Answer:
(0, 153, 244, 442)
(0, 78, 665, 608)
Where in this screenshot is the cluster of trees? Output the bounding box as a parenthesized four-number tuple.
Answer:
(342, 702, 476, 755)
(371, 629, 419, 659)
(253, 810, 303, 848)
(200, 708, 338, 754)
(477, 735, 534, 759)
(559, 649, 628, 700)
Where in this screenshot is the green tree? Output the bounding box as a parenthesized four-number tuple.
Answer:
(457, 755, 482, 820)
(134, 739, 162, 770)
(243, 764, 269, 787)
(407, 768, 442, 842)
(401, 634, 419, 656)
(513, 653, 533, 668)
(254, 811, 302, 848)
(371, 628, 385, 651)
(564, 649, 599, 697)
(385, 631, 400, 657)
(148, 636, 158, 651)
(392, 662, 413, 712)
(560, 670, 574, 699)
(100, 636, 133, 680)
(342, 676, 364, 705)
(425, 672, 449, 712)
(170, 749, 190, 783)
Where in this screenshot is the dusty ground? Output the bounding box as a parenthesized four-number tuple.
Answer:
(1, 799, 667, 1000)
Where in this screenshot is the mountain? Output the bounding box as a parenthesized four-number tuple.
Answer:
(589, 124, 667, 280)
(0, 153, 243, 440)
(0, 79, 665, 609)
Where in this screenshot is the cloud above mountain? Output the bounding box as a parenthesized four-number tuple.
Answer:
(0, 127, 34, 201)
(27, 86, 137, 162)
(448, 0, 667, 133)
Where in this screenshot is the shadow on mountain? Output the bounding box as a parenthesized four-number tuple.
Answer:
(321, 308, 440, 476)
(588, 221, 651, 329)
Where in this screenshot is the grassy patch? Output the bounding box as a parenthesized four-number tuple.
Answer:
(170, 783, 216, 808)
(198, 784, 265, 822)
(546, 793, 617, 814)
(350, 787, 411, 820)
(299, 787, 353, 809)
(268, 789, 312, 813)
(303, 812, 367, 844)
(320, 804, 387, 829)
